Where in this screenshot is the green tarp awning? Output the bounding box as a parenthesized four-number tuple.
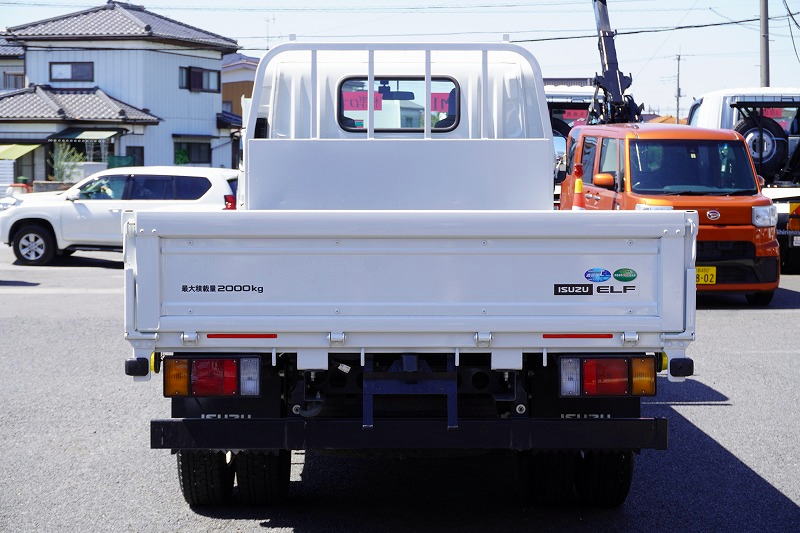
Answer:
(49, 128, 120, 140)
(0, 144, 40, 160)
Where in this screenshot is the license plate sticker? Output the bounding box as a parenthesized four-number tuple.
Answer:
(696, 266, 716, 285)
(792, 235, 800, 247)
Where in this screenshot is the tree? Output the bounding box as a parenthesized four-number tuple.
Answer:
(50, 143, 85, 182)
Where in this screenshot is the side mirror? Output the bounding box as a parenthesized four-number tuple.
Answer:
(593, 173, 616, 190)
(756, 175, 766, 188)
(65, 190, 80, 201)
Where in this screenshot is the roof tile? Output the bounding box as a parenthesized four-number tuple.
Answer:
(8, 1, 237, 51)
(0, 37, 24, 58)
(0, 85, 160, 123)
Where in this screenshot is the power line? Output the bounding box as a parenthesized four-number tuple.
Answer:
(9, 10, 800, 51)
(510, 11, 800, 43)
(786, 0, 800, 29)
(0, 0, 654, 13)
(784, 0, 800, 65)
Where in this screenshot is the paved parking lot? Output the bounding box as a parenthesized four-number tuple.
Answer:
(0, 246, 798, 532)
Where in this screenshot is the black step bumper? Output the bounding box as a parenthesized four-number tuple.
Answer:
(151, 417, 668, 451)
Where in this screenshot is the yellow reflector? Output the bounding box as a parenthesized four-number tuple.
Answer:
(631, 357, 656, 396)
(164, 359, 189, 397)
(659, 352, 668, 372)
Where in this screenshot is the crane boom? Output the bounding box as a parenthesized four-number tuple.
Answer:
(589, 0, 643, 124)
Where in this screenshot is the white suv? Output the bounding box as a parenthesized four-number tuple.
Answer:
(0, 166, 239, 265)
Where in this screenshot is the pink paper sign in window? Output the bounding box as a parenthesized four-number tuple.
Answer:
(342, 92, 383, 111)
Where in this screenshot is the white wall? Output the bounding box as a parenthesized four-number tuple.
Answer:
(0, 160, 13, 186)
(0, 122, 61, 139)
(222, 65, 256, 84)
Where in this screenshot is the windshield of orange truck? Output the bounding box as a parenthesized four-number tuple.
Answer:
(629, 140, 757, 195)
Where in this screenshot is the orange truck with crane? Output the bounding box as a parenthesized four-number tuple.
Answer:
(558, 1, 780, 305)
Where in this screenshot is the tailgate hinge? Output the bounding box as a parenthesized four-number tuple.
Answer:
(474, 332, 493, 347)
(328, 332, 346, 346)
(181, 331, 199, 345)
(621, 331, 639, 346)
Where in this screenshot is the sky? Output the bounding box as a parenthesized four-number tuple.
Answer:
(2, 0, 799, 116)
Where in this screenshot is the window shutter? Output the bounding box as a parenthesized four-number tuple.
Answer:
(189, 67, 203, 92)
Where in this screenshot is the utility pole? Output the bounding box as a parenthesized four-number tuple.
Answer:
(675, 54, 682, 124)
(760, 0, 770, 86)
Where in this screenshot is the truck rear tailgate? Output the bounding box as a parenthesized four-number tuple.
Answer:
(124, 210, 696, 368)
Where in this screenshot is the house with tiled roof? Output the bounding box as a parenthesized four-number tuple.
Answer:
(222, 53, 258, 117)
(0, 1, 239, 182)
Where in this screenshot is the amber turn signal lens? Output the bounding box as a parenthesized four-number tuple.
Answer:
(631, 357, 656, 396)
(164, 358, 189, 397)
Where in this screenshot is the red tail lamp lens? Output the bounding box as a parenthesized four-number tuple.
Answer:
(224, 194, 236, 210)
(583, 358, 628, 396)
(191, 359, 238, 396)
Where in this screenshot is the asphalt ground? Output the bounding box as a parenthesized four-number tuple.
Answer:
(0, 246, 798, 532)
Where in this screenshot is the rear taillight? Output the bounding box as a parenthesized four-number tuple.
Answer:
(163, 357, 261, 397)
(192, 359, 238, 396)
(631, 357, 657, 395)
(239, 357, 261, 396)
(164, 359, 189, 397)
(559, 356, 656, 397)
(583, 358, 628, 396)
(224, 194, 236, 210)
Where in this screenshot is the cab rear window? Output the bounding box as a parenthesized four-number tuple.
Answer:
(338, 76, 459, 132)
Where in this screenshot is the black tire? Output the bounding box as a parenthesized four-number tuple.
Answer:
(734, 116, 788, 181)
(520, 451, 579, 506)
(177, 450, 234, 507)
(576, 450, 634, 508)
(782, 248, 800, 274)
(12, 224, 56, 266)
(745, 290, 774, 307)
(550, 116, 572, 138)
(235, 450, 290, 505)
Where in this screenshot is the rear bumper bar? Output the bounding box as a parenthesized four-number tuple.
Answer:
(151, 417, 668, 451)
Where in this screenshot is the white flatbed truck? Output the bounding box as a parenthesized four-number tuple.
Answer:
(123, 43, 697, 508)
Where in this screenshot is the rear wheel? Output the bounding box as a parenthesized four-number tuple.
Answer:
(12, 224, 55, 265)
(235, 450, 291, 505)
(575, 450, 634, 508)
(519, 451, 579, 506)
(745, 290, 774, 307)
(177, 450, 234, 507)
